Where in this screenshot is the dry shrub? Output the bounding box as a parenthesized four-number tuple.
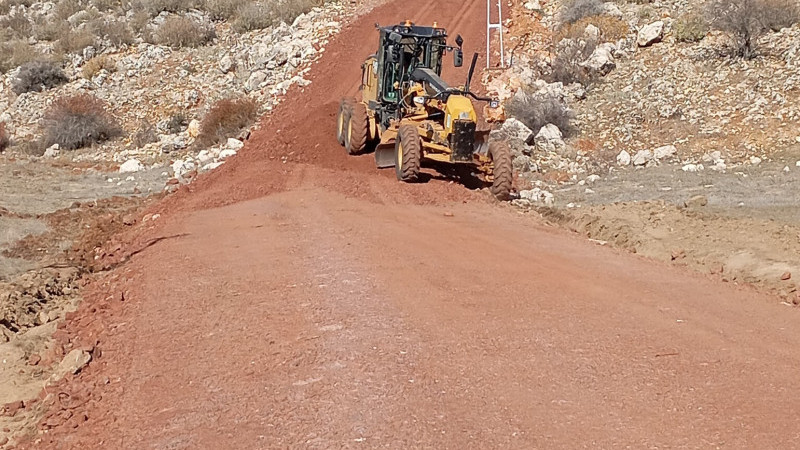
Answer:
(132, 119, 158, 147)
(555, 14, 630, 42)
(204, 0, 247, 20)
(707, 0, 800, 58)
(81, 55, 116, 78)
(153, 16, 216, 48)
(90, 18, 135, 46)
(0, 12, 32, 39)
(56, 29, 96, 54)
(232, 0, 318, 32)
(550, 37, 598, 86)
(506, 90, 576, 137)
(0, 122, 9, 152)
(761, 0, 800, 30)
(91, 0, 124, 12)
(166, 112, 187, 133)
(0, 40, 42, 73)
(54, 0, 83, 20)
(12, 60, 69, 94)
(196, 97, 257, 147)
(42, 94, 122, 150)
(274, 0, 317, 23)
(232, 2, 275, 31)
(33, 18, 70, 41)
(557, 0, 605, 25)
(674, 12, 709, 42)
(141, 0, 201, 15)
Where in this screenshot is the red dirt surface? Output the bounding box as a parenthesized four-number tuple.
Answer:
(18, 0, 800, 448)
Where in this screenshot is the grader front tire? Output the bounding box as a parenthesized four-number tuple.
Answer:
(395, 125, 421, 182)
(488, 141, 513, 201)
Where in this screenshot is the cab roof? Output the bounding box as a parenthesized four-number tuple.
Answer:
(379, 22, 448, 38)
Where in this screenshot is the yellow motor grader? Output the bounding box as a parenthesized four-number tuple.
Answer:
(335, 21, 511, 200)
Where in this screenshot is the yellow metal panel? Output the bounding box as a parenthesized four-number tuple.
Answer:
(443, 95, 477, 134)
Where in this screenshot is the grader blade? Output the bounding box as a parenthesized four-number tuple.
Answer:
(375, 145, 396, 168)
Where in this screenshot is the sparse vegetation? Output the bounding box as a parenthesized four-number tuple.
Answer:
(153, 16, 216, 48)
(32, 18, 70, 42)
(82, 55, 116, 79)
(196, 97, 257, 148)
(205, 0, 247, 20)
(555, 14, 630, 42)
(0, 40, 42, 73)
(707, 0, 800, 58)
(42, 94, 122, 150)
(507, 91, 576, 138)
(132, 119, 158, 148)
(55, 29, 96, 55)
(0, 122, 9, 152)
(231, 0, 320, 32)
(549, 36, 598, 86)
(557, 0, 606, 25)
(141, 0, 202, 16)
(0, 12, 32, 39)
(166, 112, 187, 133)
(90, 18, 135, 46)
(53, 0, 83, 20)
(231, 2, 275, 31)
(674, 12, 709, 42)
(12, 61, 69, 94)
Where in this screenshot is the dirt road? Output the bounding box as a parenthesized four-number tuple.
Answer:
(25, 0, 800, 448)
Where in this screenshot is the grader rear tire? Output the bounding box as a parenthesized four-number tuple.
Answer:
(395, 125, 421, 182)
(336, 98, 351, 146)
(346, 101, 369, 155)
(488, 141, 512, 201)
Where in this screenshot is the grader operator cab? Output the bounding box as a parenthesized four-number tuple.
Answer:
(335, 21, 512, 200)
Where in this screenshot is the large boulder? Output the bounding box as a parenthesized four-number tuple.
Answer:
(637, 21, 664, 47)
(534, 124, 565, 152)
(580, 43, 616, 76)
(500, 118, 535, 145)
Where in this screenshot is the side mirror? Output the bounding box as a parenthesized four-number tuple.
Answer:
(455, 34, 463, 47)
(454, 49, 463, 67)
(389, 32, 402, 43)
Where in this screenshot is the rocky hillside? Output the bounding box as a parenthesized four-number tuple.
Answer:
(1, 0, 352, 183)
(489, 0, 800, 207)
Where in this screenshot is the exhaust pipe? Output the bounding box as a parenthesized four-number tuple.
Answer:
(465, 52, 479, 93)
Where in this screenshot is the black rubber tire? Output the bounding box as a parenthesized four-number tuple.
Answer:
(488, 141, 513, 200)
(394, 125, 421, 182)
(336, 98, 351, 146)
(346, 101, 369, 155)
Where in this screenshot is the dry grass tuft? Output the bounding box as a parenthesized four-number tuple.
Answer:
(81, 54, 116, 78)
(196, 97, 257, 147)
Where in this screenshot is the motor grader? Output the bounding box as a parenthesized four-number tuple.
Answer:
(335, 21, 511, 200)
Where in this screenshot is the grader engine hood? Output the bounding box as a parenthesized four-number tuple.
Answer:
(444, 95, 478, 162)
